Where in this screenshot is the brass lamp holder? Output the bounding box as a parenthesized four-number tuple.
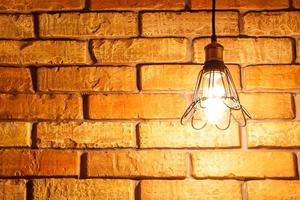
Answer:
(203, 42, 225, 72)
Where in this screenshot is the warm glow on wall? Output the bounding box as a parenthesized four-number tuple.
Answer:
(0, 0, 299, 199)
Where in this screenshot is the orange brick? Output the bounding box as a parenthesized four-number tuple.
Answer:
(244, 65, 300, 90)
(0, 122, 31, 147)
(239, 93, 293, 119)
(87, 94, 186, 119)
(142, 12, 238, 37)
(0, 40, 88, 65)
(90, 0, 185, 10)
(141, 64, 240, 90)
(39, 13, 137, 38)
(86, 150, 187, 178)
(32, 179, 135, 200)
(37, 66, 136, 92)
(192, 151, 295, 178)
(247, 180, 300, 200)
(0, 179, 26, 200)
(141, 180, 242, 200)
(295, 0, 300, 8)
(139, 121, 240, 148)
(0, 150, 79, 177)
(244, 12, 300, 36)
(193, 38, 293, 65)
(92, 38, 188, 64)
(0, 14, 33, 39)
(36, 122, 136, 148)
(0, 67, 33, 93)
(247, 122, 300, 148)
(0, 0, 84, 12)
(191, 0, 289, 10)
(0, 94, 82, 119)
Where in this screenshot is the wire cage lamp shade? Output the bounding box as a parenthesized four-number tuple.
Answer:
(180, 0, 251, 130)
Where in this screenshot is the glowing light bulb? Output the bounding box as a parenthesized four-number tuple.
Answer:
(203, 71, 226, 124)
(204, 96, 225, 124)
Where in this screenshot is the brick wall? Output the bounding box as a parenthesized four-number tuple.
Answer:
(0, 0, 300, 199)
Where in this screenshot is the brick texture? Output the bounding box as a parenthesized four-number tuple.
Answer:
(0, 179, 26, 200)
(0, 0, 85, 12)
(192, 151, 296, 178)
(92, 38, 188, 64)
(36, 122, 136, 148)
(39, 13, 137, 38)
(86, 150, 187, 178)
(139, 121, 240, 148)
(0, 122, 31, 147)
(247, 180, 300, 200)
(32, 179, 135, 200)
(142, 12, 238, 37)
(141, 64, 241, 90)
(0, 150, 79, 177)
(0, 14, 33, 39)
(0, 0, 299, 198)
(244, 65, 300, 90)
(141, 180, 242, 200)
(141, 65, 198, 90)
(191, 0, 289, 10)
(239, 93, 293, 119)
(295, 0, 300, 8)
(0, 41, 88, 65)
(90, 0, 185, 10)
(0, 67, 33, 93)
(247, 122, 300, 148)
(0, 94, 82, 119)
(87, 94, 186, 119)
(244, 12, 300, 36)
(37, 66, 137, 92)
(194, 38, 293, 64)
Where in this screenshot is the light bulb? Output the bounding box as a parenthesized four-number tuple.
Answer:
(203, 71, 226, 124)
(204, 98, 225, 124)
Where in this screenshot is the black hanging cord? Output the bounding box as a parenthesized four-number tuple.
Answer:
(211, 0, 217, 42)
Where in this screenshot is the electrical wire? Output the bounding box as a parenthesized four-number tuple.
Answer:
(211, 0, 217, 42)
